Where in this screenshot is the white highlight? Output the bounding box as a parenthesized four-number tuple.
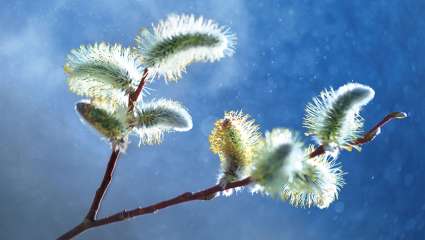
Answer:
(304, 83, 375, 147)
(136, 14, 236, 81)
(252, 130, 345, 208)
(282, 146, 345, 209)
(134, 99, 193, 145)
(65, 43, 145, 111)
(251, 129, 305, 196)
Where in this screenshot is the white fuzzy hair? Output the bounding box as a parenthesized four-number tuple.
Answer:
(281, 146, 345, 209)
(304, 83, 375, 147)
(136, 14, 236, 81)
(251, 129, 305, 196)
(65, 43, 145, 111)
(134, 99, 193, 145)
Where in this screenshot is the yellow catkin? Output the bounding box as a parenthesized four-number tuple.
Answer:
(209, 111, 260, 182)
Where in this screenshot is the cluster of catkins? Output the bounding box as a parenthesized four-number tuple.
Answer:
(65, 13, 376, 209)
(209, 83, 375, 209)
(64, 14, 235, 148)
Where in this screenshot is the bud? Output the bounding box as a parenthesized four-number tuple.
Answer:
(251, 129, 305, 196)
(66, 43, 146, 111)
(76, 100, 130, 147)
(209, 111, 260, 195)
(281, 146, 345, 209)
(134, 99, 193, 145)
(304, 83, 375, 148)
(136, 14, 236, 81)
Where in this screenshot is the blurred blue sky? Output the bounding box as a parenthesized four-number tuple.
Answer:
(0, 0, 424, 239)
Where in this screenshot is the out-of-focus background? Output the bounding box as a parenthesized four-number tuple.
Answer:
(1, 0, 424, 239)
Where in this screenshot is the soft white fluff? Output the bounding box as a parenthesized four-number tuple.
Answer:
(251, 129, 305, 196)
(136, 14, 236, 81)
(251, 130, 345, 208)
(134, 99, 193, 145)
(65, 43, 145, 111)
(75, 99, 132, 150)
(304, 83, 375, 147)
(282, 146, 345, 209)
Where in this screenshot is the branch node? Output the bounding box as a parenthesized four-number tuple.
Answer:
(180, 192, 193, 199)
(120, 210, 128, 220)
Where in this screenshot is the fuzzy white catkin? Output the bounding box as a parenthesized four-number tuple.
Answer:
(251, 129, 305, 196)
(134, 99, 193, 145)
(136, 14, 236, 81)
(65, 43, 145, 111)
(281, 146, 345, 209)
(251, 129, 344, 208)
(75, 100, 131, 149)
(304, 83, 375, 148)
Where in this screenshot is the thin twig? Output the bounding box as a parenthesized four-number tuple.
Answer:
(85, 147, 120, 221)
(58, 68, 149, 240)
(309, 112, 407, 158)
(352, 112, 407, 145)
(309, 145, 325, 158)
(57, 178, 251, 239)
(95, 177, 252, 225)
(58, 111, 406, 239)
(128, 68, 149, 111)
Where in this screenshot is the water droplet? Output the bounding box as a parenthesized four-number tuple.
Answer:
(334, 202, 345, 213)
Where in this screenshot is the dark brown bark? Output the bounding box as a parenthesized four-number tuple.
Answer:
(57, 178, 252, 239)
(85, 147, 120, 221)
(352, 112, 407, 145)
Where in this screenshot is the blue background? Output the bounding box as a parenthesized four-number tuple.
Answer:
(0, 0, 424, 239)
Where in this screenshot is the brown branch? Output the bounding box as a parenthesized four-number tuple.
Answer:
(58, 178, 252, 239)
(95, 177, 252, 225)
(309, 145, 325, 158)
(309, 111, 407, 158)
(352, 111, 407, 145)
(58, 69, 149, 240)
(58, 111, 406, 239)
(85, 147, 120, 221)
(128, 68, 149, 111)
(85, 68, 149, 221)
